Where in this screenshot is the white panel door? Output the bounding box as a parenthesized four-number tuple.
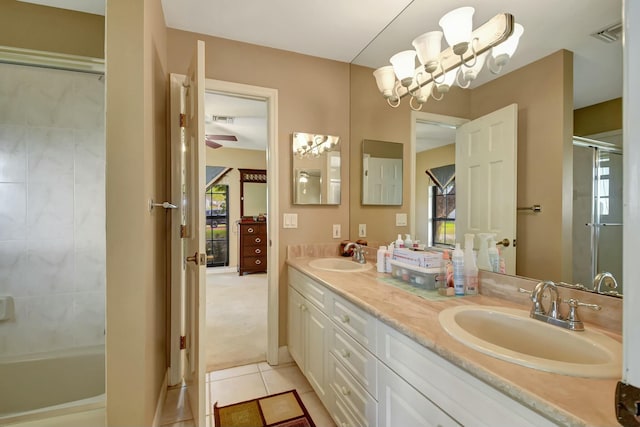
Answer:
(456, 104, 517, 274)
(183, 40, 206, 427)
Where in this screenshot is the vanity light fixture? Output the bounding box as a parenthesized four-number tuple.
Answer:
(373, 8, 524, 111)
(293, 132, 340, 159)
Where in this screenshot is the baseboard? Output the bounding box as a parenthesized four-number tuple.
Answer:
(152, 368, 169, 427)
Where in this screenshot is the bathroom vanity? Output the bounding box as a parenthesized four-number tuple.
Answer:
(286, 256, 621, 427)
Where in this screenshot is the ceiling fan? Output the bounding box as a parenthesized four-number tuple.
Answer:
(205, 134, 238, 149)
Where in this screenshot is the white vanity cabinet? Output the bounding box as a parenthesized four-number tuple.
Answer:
(287, 266, 558, 427)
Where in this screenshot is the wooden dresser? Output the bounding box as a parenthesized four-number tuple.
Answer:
(237, 221, 267, 275)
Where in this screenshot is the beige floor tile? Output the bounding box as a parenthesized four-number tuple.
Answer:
(208, 363, 260, 382)
(260, 364, 312, 395)
(299, 391, 336, 427)
(210, 372, 268, 407)
(160, 386, 193, 425)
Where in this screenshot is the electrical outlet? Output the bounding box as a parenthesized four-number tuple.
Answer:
(358, 224, 366, 237)
(333, 224, 341, 239)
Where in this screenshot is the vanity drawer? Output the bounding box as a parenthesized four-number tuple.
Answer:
(329, 293, 376, 353)
(288, 267, 330, 312)
(329, 323, 377, 399)
(328, 353, 377, 427)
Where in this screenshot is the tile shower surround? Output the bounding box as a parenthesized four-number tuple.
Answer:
(0, 63, 105, 357)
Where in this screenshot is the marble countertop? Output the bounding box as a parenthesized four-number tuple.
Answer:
(286, 257, 622, 427)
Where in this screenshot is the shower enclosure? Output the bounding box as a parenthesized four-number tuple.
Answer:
(572, 136, 623, 293)
(0, 51, 105, 423)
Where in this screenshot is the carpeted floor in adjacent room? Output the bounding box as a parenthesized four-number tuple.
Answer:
(206, 271, 268, 372)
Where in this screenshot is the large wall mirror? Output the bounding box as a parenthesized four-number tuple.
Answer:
(362, 139, 403, 205)
(292, 132, 341, 205)
(239, 168, 267, 218)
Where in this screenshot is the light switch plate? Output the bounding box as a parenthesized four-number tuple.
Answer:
(358, 224, 366, 237)
(283, 213, 298, 228)
(396, 213, 407, 226)
(333, 224, 341, 238)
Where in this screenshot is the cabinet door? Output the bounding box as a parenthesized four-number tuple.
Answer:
(305, 300, 329, 402)
(288, 286, 304, 367)
(378, 363, 460, 427)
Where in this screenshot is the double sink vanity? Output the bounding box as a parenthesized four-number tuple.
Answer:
(286, 247, 622, 426)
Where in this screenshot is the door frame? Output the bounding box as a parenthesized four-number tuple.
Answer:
(409, 111, 468, 240)
(201, 79, 280, 367)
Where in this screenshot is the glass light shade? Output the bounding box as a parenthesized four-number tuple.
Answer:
(412, 31, 443, 73)
(373, 65, 397, 98)
(390, 50, 417, 87)
(439, 7, 475, 55)
(492, 23, 524, 65)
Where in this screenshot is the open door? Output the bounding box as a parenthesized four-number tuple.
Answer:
(456, 104, 517, 274)
(168, 39, 206, 423)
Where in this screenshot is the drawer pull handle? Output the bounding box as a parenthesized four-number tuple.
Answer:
(255, 237, 262, 243)
(340, 386, 350, 396)
(340, 315, 350, 323)
(247, 227, 254, 233)
(254, 259, 262, 265)
(254, 248, 262, 254)
(340, 349, 350, 358)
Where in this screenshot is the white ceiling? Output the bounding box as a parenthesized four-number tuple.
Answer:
(24, 0, 622, 150)
(204, 92, 267, 151)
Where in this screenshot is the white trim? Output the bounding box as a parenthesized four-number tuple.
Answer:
(410, 111, 468, 238)
(202, 79, 280, 367)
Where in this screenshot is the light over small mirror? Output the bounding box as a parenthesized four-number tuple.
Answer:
(362, 139, 403, 205)
(292, 132, 341, 205)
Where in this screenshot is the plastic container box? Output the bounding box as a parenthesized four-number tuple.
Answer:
(389, 259, 442, 290)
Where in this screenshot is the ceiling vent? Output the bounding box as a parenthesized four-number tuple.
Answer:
(591, 22, 623, 43)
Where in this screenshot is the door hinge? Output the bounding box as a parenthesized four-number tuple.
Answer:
(180, 335, 186, 350)
(179, 113, 186, 128)
(180, 224, 187, 238)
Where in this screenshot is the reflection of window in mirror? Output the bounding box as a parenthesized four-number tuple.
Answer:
(431, 182, 456, 247)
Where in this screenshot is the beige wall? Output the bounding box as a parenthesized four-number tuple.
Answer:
(0, 0, 104, 58)
(206, 147, 267, 267)
(470, 50, 574, 281)
(349, 64, 470, 245)
(415, 144, 455, 243)
(106, 0, 168, 425)
(574, 97, 622, 136)
(167, 29, 350, 346)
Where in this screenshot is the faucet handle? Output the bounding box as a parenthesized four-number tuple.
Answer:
(563, 298, 602, 329)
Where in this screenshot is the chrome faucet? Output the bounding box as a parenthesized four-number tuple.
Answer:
(520, 280, 601, 331)
(344, 242, 366, 264)
(593, 271, 619, 294)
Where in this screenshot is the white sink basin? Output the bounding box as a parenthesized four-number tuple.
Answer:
(308, 258, 373, 272)
(438, 305, 621, 378)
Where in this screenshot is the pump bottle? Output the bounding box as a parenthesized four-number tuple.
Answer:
(476, 233, 492, 271)
(452, 243, 465, 296)
(463, 233, 479, 295)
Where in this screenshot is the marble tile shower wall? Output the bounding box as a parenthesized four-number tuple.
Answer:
(0, 63, 105, 358)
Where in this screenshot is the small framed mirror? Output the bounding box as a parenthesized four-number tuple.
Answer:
(362, 139, 403, 205)
(239, 168, 267, 218)
(292, 132, 341, 205)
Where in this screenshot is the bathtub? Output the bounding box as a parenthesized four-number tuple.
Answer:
(0, 346, 105, 426)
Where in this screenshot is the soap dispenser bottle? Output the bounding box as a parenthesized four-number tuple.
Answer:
(452, 243, 465, 296)
(488, 235, 500, 273)
(404, 234, 413, 249)
(396, 234, 404, 248)
(476, 233, 492, 271)
(463, 233, 479, 295)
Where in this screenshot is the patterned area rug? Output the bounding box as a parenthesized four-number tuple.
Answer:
(214, 390, 316, 427)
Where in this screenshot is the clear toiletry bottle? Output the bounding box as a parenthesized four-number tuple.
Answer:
(476, 233, 492, 271)
(404, 234, 413, 249)
(377, 246, 387, 273)
(463, 233, 479, 295)
(452, 243, 465, 296)
(488, 235, 500, 273)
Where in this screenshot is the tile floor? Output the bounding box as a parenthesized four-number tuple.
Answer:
(160, 361, 336, 427)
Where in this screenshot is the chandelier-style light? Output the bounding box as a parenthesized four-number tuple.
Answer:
(293, 132, 340, 159)
(373, 8, 524, 111)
